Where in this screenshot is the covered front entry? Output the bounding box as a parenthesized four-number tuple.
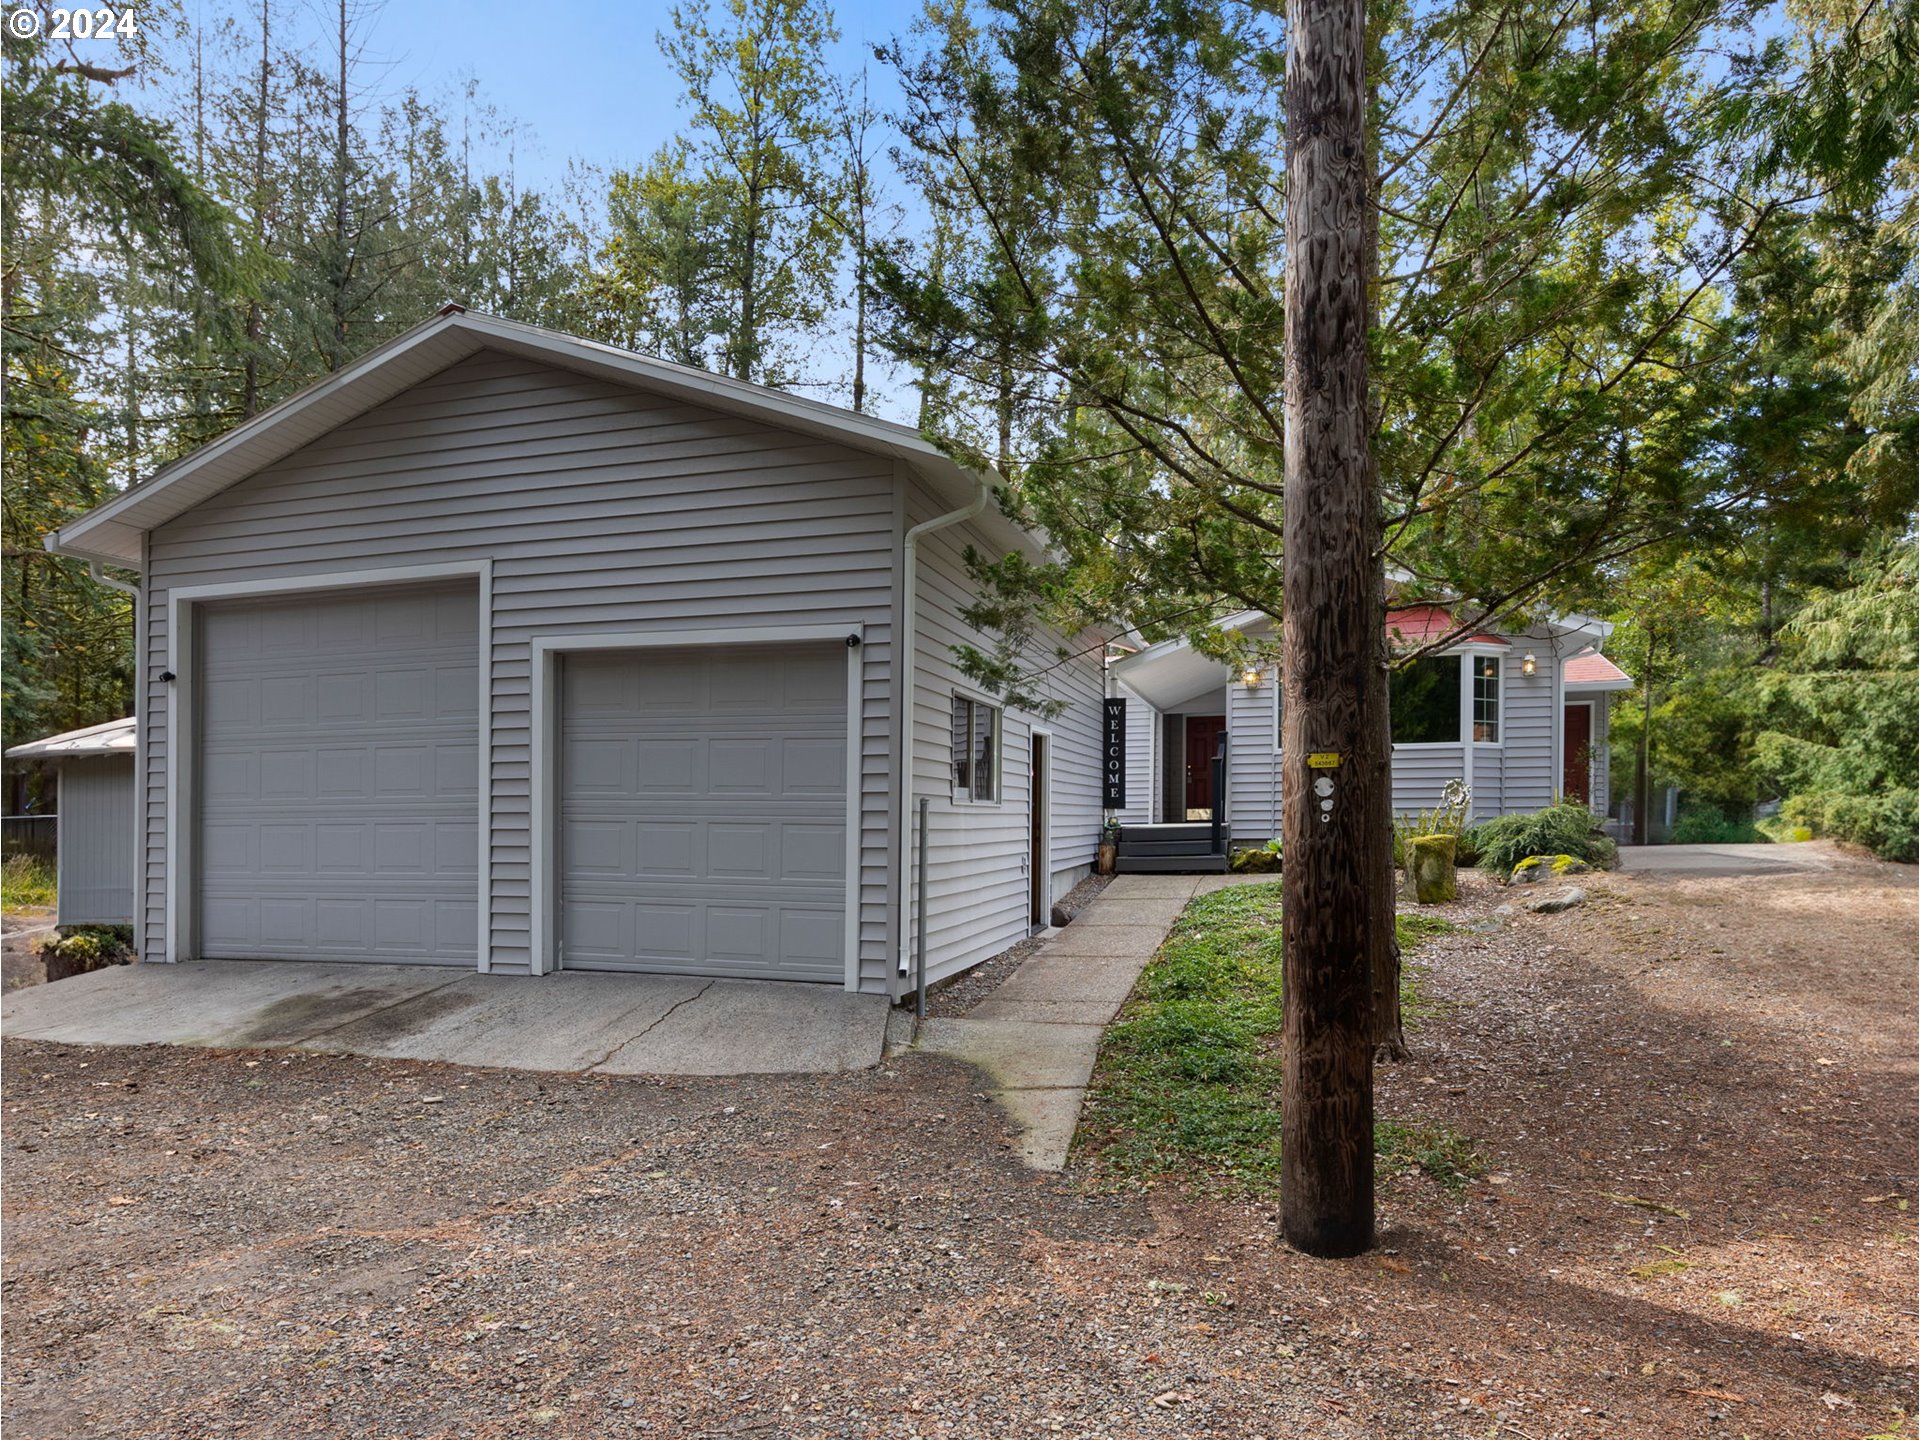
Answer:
(195, 582, 481, 963)
(558, 643, 848, 981)
(1183, 715, 1227, 819)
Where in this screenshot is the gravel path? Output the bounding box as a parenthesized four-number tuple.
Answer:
(3, 845, 1911, 1439)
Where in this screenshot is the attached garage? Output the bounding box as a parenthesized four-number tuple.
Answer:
(192, 581, 481, 963)
(557, 643, 850, 982)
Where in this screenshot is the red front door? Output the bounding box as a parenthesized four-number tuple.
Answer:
(1562, 704, 1592, 804)
(1184, 715, 1227, 818)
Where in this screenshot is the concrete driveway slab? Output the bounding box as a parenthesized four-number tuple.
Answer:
(1616, 843, 1833, 877)
(1, 961, 888, 1076)
(595, 979, 887, 1075)
(1, 961, 463, 1048)
(308, 973, 710, 1071)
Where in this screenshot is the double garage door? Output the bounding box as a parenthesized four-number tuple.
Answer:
(194, 588, 846, 982)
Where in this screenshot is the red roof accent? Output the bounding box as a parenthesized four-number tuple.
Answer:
(1564, 648, 1632, 686)
(1384, 604, 1507, 649)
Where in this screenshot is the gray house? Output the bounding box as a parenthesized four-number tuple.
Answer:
(4, 717, 137, 926)
(1107, 606, 1632, 864)
(46, 309, 1106, 996)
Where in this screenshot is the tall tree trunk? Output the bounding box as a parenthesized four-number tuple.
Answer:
(1633, 632, 1655, 845)
(852, 202, 868, 414)
(1280, 0, 1378, 1259)
(737, 173, 761, 382)
(1360, 0, 1402, 1063)
(243, 0, 268, 418)
(330, 0, 350, 368)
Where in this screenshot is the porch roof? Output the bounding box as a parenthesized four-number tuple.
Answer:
(4, 716, 136, 760)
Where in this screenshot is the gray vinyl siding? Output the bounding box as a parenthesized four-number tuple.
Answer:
(141, 350, 899, 988)
(1498, 627, 1561, 815)
(1113, 682, 1157, 826)
(1221, 622, 1568, 832)
(1227, 677, 1282, 843)
(56, 756, 136, 926)
(905, 482, 1104, 989)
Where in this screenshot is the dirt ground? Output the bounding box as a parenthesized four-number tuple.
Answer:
(3, 844, 1913, 1439)
(2, 908, 55, 992)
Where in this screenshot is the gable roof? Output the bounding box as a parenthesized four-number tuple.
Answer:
(1384, 603, 1508, 648)
(47, 309, 1034, 569)
(1563, 647, 1635, 690)
(5, 716, 136, 760)
(1111, 604, 1610, 710)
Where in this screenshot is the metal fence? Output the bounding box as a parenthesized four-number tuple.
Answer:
(1, 815, 56, 861)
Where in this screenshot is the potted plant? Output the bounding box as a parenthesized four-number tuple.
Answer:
(1097, 817, 1121, 874)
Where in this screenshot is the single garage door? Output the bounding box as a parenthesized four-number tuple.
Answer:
(560, 643, 847, 981)
(196, 582, 480, 962)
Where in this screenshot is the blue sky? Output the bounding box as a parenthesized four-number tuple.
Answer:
(171, 0, 929, 195)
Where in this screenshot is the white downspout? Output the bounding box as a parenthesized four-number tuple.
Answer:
(897, 471, 991, 977)
(87, 560, 139, 599)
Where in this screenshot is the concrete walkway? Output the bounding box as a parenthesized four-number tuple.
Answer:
(0, 960, 889, 1076)
(1616, 842, 1834, 878)
(915, 872, 1217, 1171)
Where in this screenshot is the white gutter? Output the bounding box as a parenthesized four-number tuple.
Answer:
(87, 560, 139, 598)
(896, 470, 991, 976)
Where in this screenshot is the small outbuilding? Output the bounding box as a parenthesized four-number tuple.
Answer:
(5, 717, 136, 927)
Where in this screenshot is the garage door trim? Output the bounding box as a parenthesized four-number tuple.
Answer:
(529, 624, 864, 988)
(165, 561, 493, 967)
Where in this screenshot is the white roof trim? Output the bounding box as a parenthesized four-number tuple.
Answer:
(48, 310, 1037, 568)
(5, 716, 136, 759)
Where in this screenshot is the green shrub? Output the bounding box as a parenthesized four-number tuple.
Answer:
(43, 925, 134, 964)
(1229, 845, 1282, 873)
(1785, 791, 1918, 863)
(1, 854, 56, 910)
(1670, 803, 1763, 845)
(1469, 801, 1618, 877)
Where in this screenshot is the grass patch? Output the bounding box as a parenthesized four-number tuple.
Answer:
(1, 854, 56, 911)
(1079, 880, 1483, 1194)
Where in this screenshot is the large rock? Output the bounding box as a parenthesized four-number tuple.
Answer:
(1509, 854, 1592, 884)
(1524, 886, 1588, 914)
(1404, 834, 1458, 904)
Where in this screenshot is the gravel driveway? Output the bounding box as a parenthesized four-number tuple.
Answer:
(3, 844, 1911, 1439)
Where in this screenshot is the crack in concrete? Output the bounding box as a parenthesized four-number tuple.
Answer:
(583, 980, 715, 1072)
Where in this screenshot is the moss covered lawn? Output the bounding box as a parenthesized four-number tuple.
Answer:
(1077, 880, 1482, 1193)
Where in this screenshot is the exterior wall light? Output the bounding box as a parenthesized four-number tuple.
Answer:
(1241, 667, 1263, 689)
(1521, 652, 1537, 677)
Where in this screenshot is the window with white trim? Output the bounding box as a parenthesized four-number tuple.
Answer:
(951, 694, 1000, 802)
(1389, 655, 1461, 743)
(1472, 655, 1502, 742)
